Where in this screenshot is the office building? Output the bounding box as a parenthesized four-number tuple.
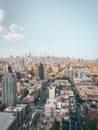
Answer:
(49, 84, 55, 99)
(39, 63, 44, 80)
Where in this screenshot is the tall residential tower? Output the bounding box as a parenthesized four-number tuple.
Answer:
(2, 64, 17, 106)
(39, 63, 44, 80)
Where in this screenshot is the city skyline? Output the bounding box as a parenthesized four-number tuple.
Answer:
(0, 0, 98, 59)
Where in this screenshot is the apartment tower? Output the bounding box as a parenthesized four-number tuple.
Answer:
(2, 64, 17, 106)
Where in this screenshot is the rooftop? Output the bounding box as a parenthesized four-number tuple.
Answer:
(0, 112, 16, 130)
(76, 85, 98, 100)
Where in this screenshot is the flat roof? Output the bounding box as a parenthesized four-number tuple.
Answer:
(0, 112, 16, 130)
(76, 85, 98, 100)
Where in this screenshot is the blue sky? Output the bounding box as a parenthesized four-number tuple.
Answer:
(0, 0, 98, 59)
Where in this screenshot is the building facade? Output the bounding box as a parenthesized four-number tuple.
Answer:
(2, 64, 17, 106)
(39, 63, 44, 80)
(0, 112, 18, 130)
(49, 85, 55, 99)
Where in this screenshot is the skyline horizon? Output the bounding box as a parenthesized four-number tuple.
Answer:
(0, 51, 98, 60)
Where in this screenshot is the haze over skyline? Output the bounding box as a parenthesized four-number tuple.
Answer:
(0, 0, 98, 59)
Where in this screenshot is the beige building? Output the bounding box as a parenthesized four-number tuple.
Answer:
(76, 85, 98, 101)
(49, 85, 55, 99)
(44, 104, 56, 117)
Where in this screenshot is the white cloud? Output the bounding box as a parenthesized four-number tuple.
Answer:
(0, 8, 24, 42)
(9, 24, 17, 32)
(0, 26, 3, 32)
(4, 23, 24, 41)
(0, 9, 5, 33)
(9, 24, 23, 31)
(0, 9, 5, 24)
(4, 32, 24, 41)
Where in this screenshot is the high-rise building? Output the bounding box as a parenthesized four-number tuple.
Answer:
(39, 63, 44, 80)
(49, 84, 55, 99)
(2, 64, 17, 106)
(5, 64, 12, 73)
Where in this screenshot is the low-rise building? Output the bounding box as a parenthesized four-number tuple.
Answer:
(4, 104, 26, 126)
(44, 99, 56, 117)
(75, 85, 98, 101)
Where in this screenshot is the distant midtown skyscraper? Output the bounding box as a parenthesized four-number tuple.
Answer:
(2, 64, 17, 106)
(39, 63, 44, 80)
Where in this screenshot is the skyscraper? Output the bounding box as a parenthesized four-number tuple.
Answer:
(39, 63, 44, 80)
(2, 64, 17, 106)
(5, 64, 12, 73)
(49, 85, 55, 99)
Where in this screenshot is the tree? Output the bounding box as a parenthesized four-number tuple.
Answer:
(88, 119, 98, 130)
(32, 70, 35, 77)
(34, 98, 39, 105)
(51, 122, 60, 130)
(47, 68, 53, 73)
